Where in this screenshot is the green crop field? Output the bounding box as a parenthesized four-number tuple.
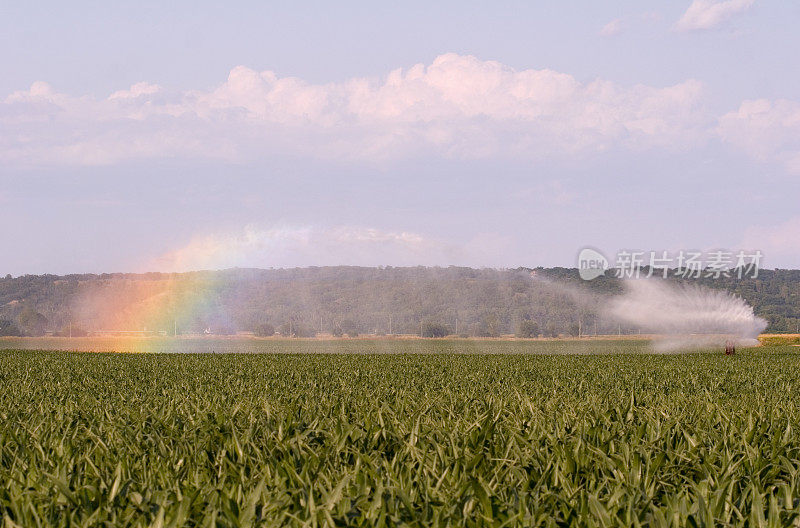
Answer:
(0, 337, 649, 355)
(2, 345, 800, 527)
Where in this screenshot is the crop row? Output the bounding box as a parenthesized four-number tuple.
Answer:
(2, 348, 800, 526)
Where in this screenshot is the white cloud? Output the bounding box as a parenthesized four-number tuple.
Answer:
(7, 81, 58, 102)
(9, 53, 800, 175)
(149, 225, 474, 272)
(718, 98, 800, 174)
(109, 82, 161, 100)
(675, 0, 755, 32)
(599, 18, 625, 37)
(0, 53, 710, 167)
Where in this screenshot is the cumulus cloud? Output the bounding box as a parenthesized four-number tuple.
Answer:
(149, 225, 474, 272)
(718, 98, 800, 174)
(11, 53, 800, 174)
(0, 53, 710, 167)
(108, 82, 161, 100)
(675, 0, 755, 32)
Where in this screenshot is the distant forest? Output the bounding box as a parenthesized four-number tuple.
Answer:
(1, 266, 799, 337)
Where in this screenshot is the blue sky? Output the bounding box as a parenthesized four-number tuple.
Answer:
(2, 1, 799, 274)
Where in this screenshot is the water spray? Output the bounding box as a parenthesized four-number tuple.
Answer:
(606, 279, 767, 352)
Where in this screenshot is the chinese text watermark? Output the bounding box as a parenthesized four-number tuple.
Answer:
(577, 248, 763, 281)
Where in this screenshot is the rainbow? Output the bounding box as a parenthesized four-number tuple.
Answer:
(72, 271, 231, 337)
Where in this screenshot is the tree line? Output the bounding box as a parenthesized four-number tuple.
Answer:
(0, 266, 798, 337)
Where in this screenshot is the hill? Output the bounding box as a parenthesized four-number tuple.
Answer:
(0, 266, 798, 336)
